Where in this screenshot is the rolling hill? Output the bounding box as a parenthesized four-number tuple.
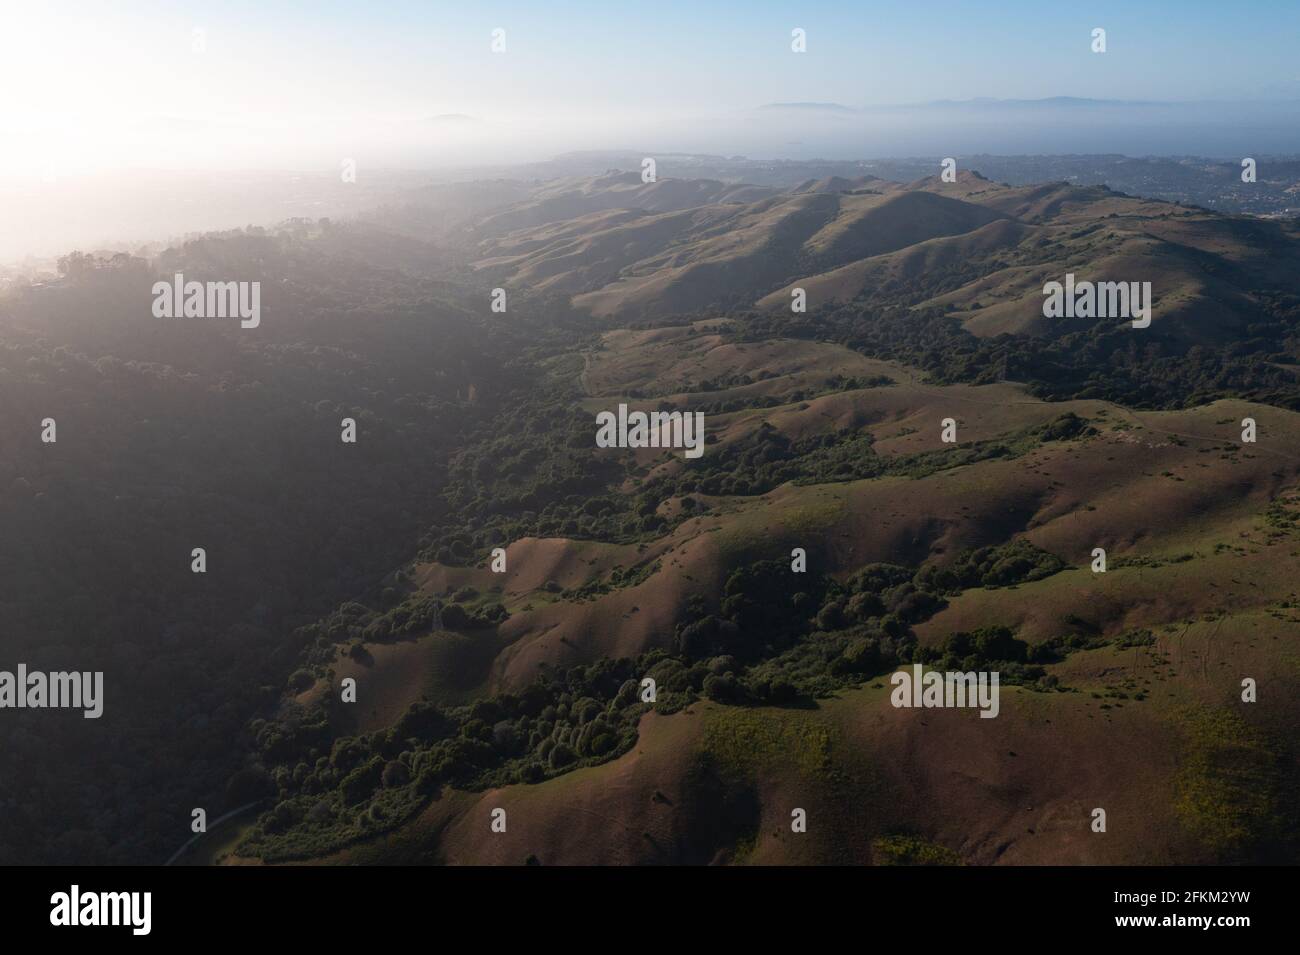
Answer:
(470, 170, 1300, 359)
(213, 313, 1300, 866)
(55, 167, 1290, 869)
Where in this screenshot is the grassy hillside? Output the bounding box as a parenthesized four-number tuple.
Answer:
(22, 168, 1291, 867)
(217, 311, 1300, 865)
(473, 169, 1300, 359)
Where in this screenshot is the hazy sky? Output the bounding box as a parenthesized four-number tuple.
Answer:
(4, 0, 1300, 177)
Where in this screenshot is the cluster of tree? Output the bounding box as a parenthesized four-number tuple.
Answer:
(737, 540, 1073, 702)
(239, 653, 689, 861)
(249, 506, 1168, 861)
(422, 381, 653, 562)
(914, 539, 1066, 593)
(641, 407, 1081, 504)
(730, 288, 1300, 412)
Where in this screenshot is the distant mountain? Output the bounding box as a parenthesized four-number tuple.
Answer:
(921, 96, 1156, 108)
(761, 97, 1220, 112)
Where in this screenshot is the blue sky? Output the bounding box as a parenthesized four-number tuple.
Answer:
(175, 0, 1300, 108)
(3, 1, 1300, 174)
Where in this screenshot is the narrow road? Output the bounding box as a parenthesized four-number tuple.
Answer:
(164, 800, 266, 866)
